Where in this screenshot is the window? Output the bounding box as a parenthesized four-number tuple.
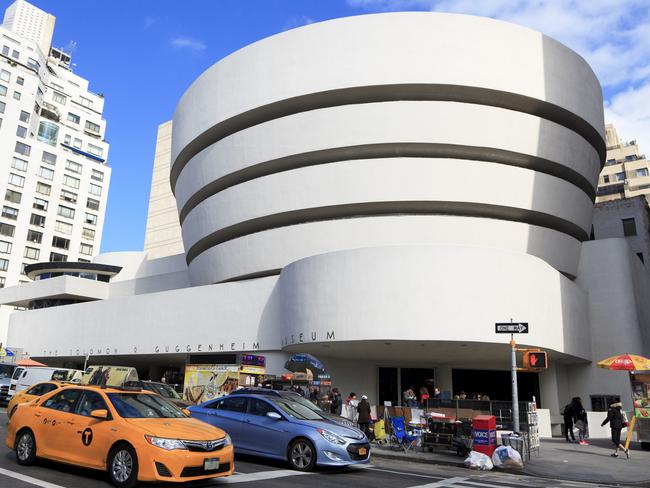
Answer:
(57, 205, 75, 219)
(42, 151, 57, 165)
(247, 398, 278, 416)
(79, 96, 93, 109)
(0, 69, 8, 82)
(36, 182, 51, 196)
(25, 383, 58, 396)
(16, 76, 23, 86)
(38, 166, 54, 180)
(30, 214, 45, 227)
(19, 110, 29, 123)
(60, 190, 77, 204)
(43, 389, 82, 412)
(77, 391, 108, 417)
(89, 183, 102, 196)
(87, 144, 103, 157)
(65, 160, 82, 173)
(636, 168, 649, 178)
(11, 157, 27, 171)
(626, 155, 638, 161)
(637, 252, 645, 264)
(2, 206, 18, 220)
(37, 121, 59, 146)
(0, 223, 15, 237)
(622, 218, 637, 237)
(14, 141, 31, 156)
(73, 138, 82, 149)
(78, 258, 90, 263)
(211, 397, 247, 412)
(20, 262, 27, 275)
(64, 134, 71, 145)
(15, 125, 26, 138)
(590, 395, 621, 412)
(52, 92, 66, 104)
(50, 252, 67, 262)
(54, 220, 72, 235)
(27, 58, 39, 71)
(615, 172, 625, 182)
(85, 120, 100, 132)
(85, 213, 97, 225)
(603, 175, 610, 183)
(0, 101, 4, 113)
(63, 175, 80, 189)
(4, 189, 20, 204)
(24, 247, 39, 260)
(79, 243, 93, 255)
(11, 49, 19, 59)
(91, 170, 104, 182)
(82, 228, 95, 240)
(27, 230, 42, 244)
(1, 46, 7, 56)
(67, 112, 80, 124)
(0, 258, 8, 271)
(0, 240, 11, 253)
(33, 198, 48, 211)
(52, 236, 70, 250)
(13, 91, 20, 100)
(51, 82, 64, 92)
(0, 84, 6, 96)
(0, 277, 4, 288)
(8, 173, 25, 187)
(86, 198, 100, 211)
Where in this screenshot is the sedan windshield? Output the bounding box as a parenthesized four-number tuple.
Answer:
(272, 397, 326, 421)
(108, 393, 186, 419)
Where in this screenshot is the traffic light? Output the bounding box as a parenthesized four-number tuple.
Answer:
(523, 350, 547, 370)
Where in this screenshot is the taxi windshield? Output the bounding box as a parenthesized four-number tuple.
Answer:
(108, 393, 186, 419)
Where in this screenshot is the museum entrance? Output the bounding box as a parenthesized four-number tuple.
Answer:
(452, 368, 541, 406)
(378, 367, 435, 406)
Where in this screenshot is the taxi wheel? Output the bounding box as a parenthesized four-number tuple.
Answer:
(107, 443, 139, 488)
(288, 438, 316, 471)
(15, 429, 36, 465)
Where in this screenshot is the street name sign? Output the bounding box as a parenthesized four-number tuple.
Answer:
(495, 322, 529, 334)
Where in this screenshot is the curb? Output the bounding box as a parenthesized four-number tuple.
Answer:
(371, 448, 465, 468)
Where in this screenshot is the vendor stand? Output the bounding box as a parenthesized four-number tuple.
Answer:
(630, 371, 650, 450)
(422, 414, 473, 456)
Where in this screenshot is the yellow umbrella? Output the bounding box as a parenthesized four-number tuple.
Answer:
(597, 353, 650, 371)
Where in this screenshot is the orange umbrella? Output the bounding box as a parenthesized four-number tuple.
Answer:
(597, 353, 650, 371)
(17, 358, 46, 367)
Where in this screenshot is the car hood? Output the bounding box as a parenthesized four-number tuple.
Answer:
(124, 417, 226, 440)
(294, 418, 366, 441)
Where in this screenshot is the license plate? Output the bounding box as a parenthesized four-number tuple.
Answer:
(204, 458, 220, 471)
(358, 447, 367, 456)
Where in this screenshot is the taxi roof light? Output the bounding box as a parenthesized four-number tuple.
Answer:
(80, 365, 140, 389)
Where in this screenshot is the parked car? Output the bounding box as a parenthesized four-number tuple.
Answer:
(141, 381, 191, 409)
(189, 393, 370, 471)
(0, 364, 18, 406)
(231, 387, 356, 428)
(7, 381, 63, 418)
(12, 367, 82, 396)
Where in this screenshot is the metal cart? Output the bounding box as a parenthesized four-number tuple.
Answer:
(422, 417, 473, 457)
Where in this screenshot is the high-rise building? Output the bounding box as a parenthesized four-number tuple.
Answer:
(596, 123, 650, 202)
(143, 120, 184, 259)
(0, 0, 110, 340)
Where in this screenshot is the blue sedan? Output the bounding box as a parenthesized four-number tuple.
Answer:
(189, 393, 370, 471)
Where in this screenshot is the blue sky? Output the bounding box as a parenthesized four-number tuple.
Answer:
(13, 0, 650, 252)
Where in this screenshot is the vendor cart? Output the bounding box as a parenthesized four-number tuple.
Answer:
(630, 372, 650, 450)
(422, 415, 473, 457)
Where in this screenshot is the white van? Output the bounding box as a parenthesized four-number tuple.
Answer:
(14, 367, 82, 394)
(8, 367, 26, 398)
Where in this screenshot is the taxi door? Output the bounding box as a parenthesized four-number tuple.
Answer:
(34, 388, 84, 461)
(63, 390, 117, 469)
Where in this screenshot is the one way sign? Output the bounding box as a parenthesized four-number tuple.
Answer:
(495, 322, 529, 334)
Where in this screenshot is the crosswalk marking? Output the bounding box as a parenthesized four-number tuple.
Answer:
(209, 469, 312, 484)
(0, 467, 66, 488)
(407, 477, 470, 487)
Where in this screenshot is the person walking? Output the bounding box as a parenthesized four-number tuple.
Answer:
(563, 398, 577, 442)
(573, 397, 589, 445)
(601, 402, 630, 458)
(357, 395, 372, 437)
(330, 388, 342, 415)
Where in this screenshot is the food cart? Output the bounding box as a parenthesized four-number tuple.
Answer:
(630, 371, 650, 450)
(422, 414, 473, 456)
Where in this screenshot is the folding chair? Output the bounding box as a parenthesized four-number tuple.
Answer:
(390, 416, 418, 452)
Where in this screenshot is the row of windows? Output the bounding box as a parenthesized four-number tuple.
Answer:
(66, 112, 101, 133)
(8, 168, 103, 196)
(0, 84, 22, 101)
(0, 236, 94, 258)
(13, 142, 105, 181)
(5, 188, 99, 211)
(0, 68, 24, 86)
(602, 168, 649, 184)
(50, 89, 94, 110)
(0, 209, 97, 236)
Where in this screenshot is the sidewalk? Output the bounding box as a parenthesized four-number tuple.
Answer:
(371, 438, 650, 486)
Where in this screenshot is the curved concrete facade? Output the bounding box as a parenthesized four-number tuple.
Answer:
(172, 12, 604, 285)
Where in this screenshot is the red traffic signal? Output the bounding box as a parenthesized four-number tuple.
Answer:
(523, 351, 547, 370)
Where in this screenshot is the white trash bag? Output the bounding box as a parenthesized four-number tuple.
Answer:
(492, 445, 523, 469)
(464, 450, 494, 470)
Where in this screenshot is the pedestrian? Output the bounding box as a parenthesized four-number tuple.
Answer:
(357, 394, 372, 437)
(459, 391, 467, 400)
(403, 388, 417, 407)
(346, 392, 359, 423)
(562, 398, 578, 443)
(433, 387, 441, 399)
(419, 386, 430, 408)
(601, 402, 630, 458)
(330, 388, 342, 415)
(573, 397, 589, 445)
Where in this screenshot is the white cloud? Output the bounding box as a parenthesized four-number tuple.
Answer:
(349, 0, 650, 144)
(144, 17, 156, 29)
(171, 36, 206, 53)
(605, 82, 650, 154)
(283, 15, 316, 31)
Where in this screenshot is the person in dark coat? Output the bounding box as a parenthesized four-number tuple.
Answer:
(563, 398, 578, 442)
(357, 395, 372, 437)
(601, 402, 629, 458)
(330, 388, 342, 415)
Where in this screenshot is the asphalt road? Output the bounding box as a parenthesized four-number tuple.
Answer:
(0, 408, 619, 488)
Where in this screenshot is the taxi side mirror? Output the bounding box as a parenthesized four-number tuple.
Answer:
(90, 409, 109, 420)
(182, 408, 191, 416)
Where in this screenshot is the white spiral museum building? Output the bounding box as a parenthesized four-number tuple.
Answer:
(2, 13, 649, 420)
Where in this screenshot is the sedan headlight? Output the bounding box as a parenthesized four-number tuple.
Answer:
(144, 435, 187, 450)
(317, 428, 346, 445)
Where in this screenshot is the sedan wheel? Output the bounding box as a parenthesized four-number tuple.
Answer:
(16, 430, 36, 465)
(288, 439, 316, 471)
(108, 444, 138, 488)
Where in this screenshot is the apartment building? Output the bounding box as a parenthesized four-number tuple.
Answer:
(597, 124, 650, 202)
(0, 1, 110, 289)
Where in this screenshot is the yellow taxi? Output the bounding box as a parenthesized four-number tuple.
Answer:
(6, 373, 234, 487)
(7, 381, 64, 419)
